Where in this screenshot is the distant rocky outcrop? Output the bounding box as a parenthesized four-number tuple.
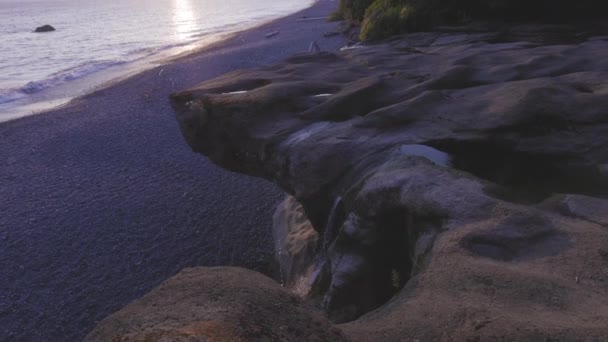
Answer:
(165, 27, 608, 340)
(34, 25, 55, 33)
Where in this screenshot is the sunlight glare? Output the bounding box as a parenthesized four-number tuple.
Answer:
(173, 0, 197, 41)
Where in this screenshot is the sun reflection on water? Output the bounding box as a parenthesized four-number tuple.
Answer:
(173, 0, 197, 41)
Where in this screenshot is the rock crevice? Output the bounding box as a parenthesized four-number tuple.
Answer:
(101, 28, 608, 340)
(172, 30, 608, 342)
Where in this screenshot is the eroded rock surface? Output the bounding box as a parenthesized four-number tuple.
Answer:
(170, 29, 608, 339)
(84, 267, 346, 341)
(273, 195, 319, 291)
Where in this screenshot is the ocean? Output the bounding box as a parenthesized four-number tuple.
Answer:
(0, 0, 314, 122)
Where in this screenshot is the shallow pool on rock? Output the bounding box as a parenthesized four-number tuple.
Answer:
(399, 144, 451, 167)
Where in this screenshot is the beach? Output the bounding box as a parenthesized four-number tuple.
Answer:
(0, 0, 318, 121)
(0, 0, 347, 339)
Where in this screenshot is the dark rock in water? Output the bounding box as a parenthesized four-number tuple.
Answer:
(167, 26, 608, 340)
(272, 195, 319, 288)
(34, 25, 55, 33)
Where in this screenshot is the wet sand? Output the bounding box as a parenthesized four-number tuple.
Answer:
(0, 0, 347, 340)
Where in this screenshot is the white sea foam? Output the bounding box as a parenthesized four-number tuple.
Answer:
(19, 60, 129, 95)
(0, 0, 315, 121)
(0, 89, 25, 105)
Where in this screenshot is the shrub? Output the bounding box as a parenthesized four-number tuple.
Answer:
(360, 0, 414, 41)
(353, 0, 605, 41)
(330, 0, 376, 22)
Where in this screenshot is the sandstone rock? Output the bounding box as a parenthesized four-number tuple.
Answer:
(171, 27, 608, 339)
(34, 25, 55, 33)
(543, 194, 608, 227)
(273, 195, 319, 290)
(84, 267, 346, 342)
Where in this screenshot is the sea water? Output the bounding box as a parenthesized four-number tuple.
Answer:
(0, 0, 314, 121)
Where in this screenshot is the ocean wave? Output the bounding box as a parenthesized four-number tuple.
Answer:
(126, 41, 195, 57)
(0, 89, 25, 105)
(5, 28, 31, 34)
(19, 59, 129, 95)
(126, 44, 179, 58)
(4, 41, 194, 103)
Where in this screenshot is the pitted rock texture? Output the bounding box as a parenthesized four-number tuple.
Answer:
(171, 29, 608, 339)
(84, 267, 347, 342)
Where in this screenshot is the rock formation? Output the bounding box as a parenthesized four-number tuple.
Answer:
(34, 25, 55, 33)
(167, 27, 608, 339)
(273, 195, 319, 291)
(84, 267, 347, 341)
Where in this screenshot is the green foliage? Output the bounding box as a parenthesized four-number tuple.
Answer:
(340, 0, 606, 41)
(391, 269, 401, 290)
(360, 0, 414, 41)
(328, 9, 344, 22)
(331, 0, 376, 22)
(359, 0, 475, 41)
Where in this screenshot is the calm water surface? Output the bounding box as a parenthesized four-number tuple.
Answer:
(0, 0, 313, 121)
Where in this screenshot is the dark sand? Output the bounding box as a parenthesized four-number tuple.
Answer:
(0, 1, 347, 340)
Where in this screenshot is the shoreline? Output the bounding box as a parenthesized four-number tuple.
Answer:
(0, 0, 347, 340)
(0, 0, 320, 124)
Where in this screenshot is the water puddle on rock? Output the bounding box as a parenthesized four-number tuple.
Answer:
(340, 44, 366, 51)
(282, 122, 332, 147)
(429, 140, 608, 204)
(221, 90, 248, 95)
(399, 144, 451, 167)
